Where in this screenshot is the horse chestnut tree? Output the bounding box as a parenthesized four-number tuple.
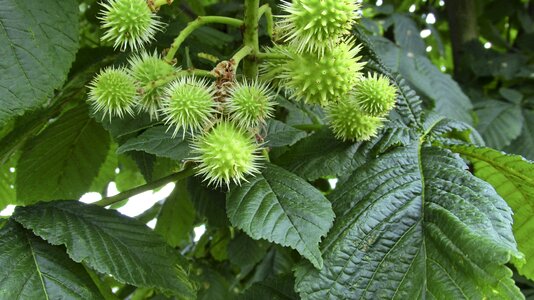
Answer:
(0, 0, 533, 299)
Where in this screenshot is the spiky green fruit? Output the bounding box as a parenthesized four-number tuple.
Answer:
(326, 98, 384, 141)
(88, 67, 137, 119)
(192, 122, 262, 187)
(161, 77, 216, 137)
(100, 0, 164, 51)
(128, 51, 176, 119)
(227, 80, 276, 129)
(354, 73, 397, 117)
(279, 0, 360, 56)
(263, 42, 365, 106)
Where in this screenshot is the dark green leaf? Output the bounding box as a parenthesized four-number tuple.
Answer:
(228, 231, 270, 270)
(117, 126, 192, 161)
(238, 274, 298, 300)
(12, 201, 196, 298)
(0, 0, 79, 124)
(155, 179, 196, 248)
(475, 100, 523, 149)
(372, 37, 473, 124)
(505, 109, 534, 160)
(295, 144, 522, 299)
(265, 119, 308, 148)
(16, 105, 110, 204)
(450, 145, 534, 281)
(227, 163, 335, 269)
(187, 176, 229, 228)
(274, 127, 359, 181)
(392, 14, 426, 56)
(0, 221, 102, 299)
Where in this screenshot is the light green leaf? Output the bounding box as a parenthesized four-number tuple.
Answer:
(227, 163, 335, 269)
(12, 201, 196, 298)
(450, 145, 534, 280)
(155, 179, 196, 248)
(117, 126, 191, 161)
(0, 0, 79, 124)
(0, 221, 102, 300)
(16, 105, 110, 204)
(295, 144, 522, 299)
(475, 100, 524, 149)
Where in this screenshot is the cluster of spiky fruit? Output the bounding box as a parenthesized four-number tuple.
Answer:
(263, 0, 398, 141)
(89, 0, 399, 187)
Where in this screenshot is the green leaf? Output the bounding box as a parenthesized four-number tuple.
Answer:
(0, 221, 102, 300)
(265, 119, 308, 148)
(227, 163, 335, 269)
(187, 176, 229, 228)
(392, 14, 426, 56)
(238, 274, 298, 300)
(0, 0, 79, 124)
(274, 127, 359, 181)
(474, 100, 524, 149)
(16, 105, 110, 204)
(352, 28, 423, 128)
(450, 145, 534, 281)
(372, 36, 473, 124)
(228, 231, 270, 270)
(12, 201, 196, 298)
(117, 126, 191, 161)
(295, 144, 522, 299)
(155, 179, 196, 248)
(505, 109, 534, 160)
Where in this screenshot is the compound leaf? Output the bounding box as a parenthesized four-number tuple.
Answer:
(450, 145, 534, 281)
(15, 105, 110, 204)
(0, 0, 79, 124)
(227, 163, 335, 269)
(12, 201, 196, 298)
(295, 144, 522, 299)
(0, 221, 102, 300)
(117, 126, 191, 161)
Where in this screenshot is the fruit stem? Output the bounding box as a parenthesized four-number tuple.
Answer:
(258, 4, 273, 38)
(144, 68, 214, 91)
(243, 0, 260, 78)
(231, 45, 254, 72)
(164, 16, 244, 63)
(95, 166, 196, 207)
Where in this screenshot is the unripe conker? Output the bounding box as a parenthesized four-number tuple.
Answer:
(88, 67, 137, 119)
(354, 73, 397, 117)
(128, 51, 176, 119)
(227, 80, 276, 129)
(278, 0, 361, 56)
(161, 77, 216, 138)
(100, 0, 164, 51)
(326, 98, 383, 141)
(191, 122, 262, 188)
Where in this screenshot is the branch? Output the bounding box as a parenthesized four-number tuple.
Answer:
(164, 16, 244, 63)
(243, 0, 260, 78)
(95, 167, 196, 207)
(231, 45, 254, 72)
(258, 4, 273, 38)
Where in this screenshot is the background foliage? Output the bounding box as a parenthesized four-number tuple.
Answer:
(0, 0, 533, 299)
